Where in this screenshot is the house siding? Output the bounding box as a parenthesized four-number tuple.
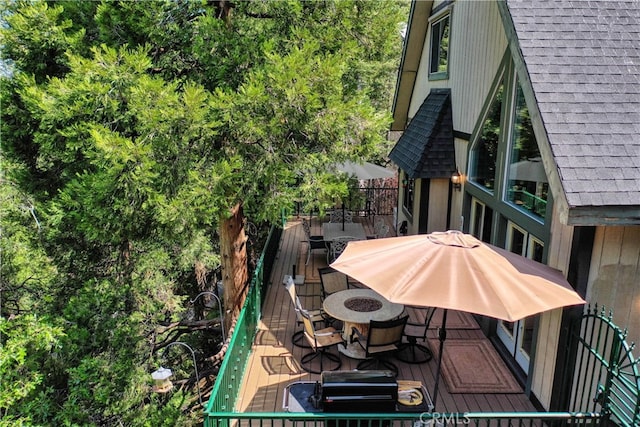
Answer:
(587, 226, 640, 347)
(531, 203, 576, 407)
(393, 0, 640, 415)
(427, 179, 450, 231)
(410, 0, 508, 134)
(402, 0, 507, 233)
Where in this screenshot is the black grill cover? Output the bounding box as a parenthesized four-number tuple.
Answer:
(321, 370, 398, 413)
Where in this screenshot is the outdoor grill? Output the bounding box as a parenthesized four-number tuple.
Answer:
(283, 370, 432, 415)
(321, 370, 398, 413)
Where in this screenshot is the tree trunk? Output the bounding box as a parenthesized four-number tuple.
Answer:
(219, 203, 248, 335)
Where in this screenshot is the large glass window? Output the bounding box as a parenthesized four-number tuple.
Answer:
(470, 81, 503, 192)
(429, 14, 450, 77)
(505, 81, 548, 220)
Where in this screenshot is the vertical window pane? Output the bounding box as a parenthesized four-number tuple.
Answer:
(509, 227, 525, 256)
(402, 176, 414, 212)
(470, 199, 493, 243)
(470, 82, 503, 192)
(482, 205, 493, 243)
(471, 200, 483, 239)
(521, 316, 535, 360)
(530, 239, 544, 262)
(506, 82, 548, 220)
(430, 15, 450, 74)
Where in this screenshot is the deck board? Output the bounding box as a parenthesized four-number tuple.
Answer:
(235, 215, 538, 414)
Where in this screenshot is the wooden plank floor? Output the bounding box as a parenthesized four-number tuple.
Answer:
(235, 216, 537, 414)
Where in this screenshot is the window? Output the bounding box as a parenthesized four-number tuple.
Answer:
(429, 14, 450, 78)
(505, 80, 548, 220)
(470, 198, 493, 243)
(402, 174, 414, 213)
(497, 222, 544, 372)
(470, 80, 504, 192)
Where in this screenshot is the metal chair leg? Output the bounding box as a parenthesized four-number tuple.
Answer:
(300, 349, 342, 374)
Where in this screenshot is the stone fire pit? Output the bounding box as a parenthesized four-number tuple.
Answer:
(344, 297, 383, 312)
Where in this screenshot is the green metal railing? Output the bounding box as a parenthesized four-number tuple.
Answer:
(562, 306, 640, 426)
(204, 411, 600, 426)
(204, 268, 260, 415)
(507, 188, 547, 217)
(203, 225, 279, 418)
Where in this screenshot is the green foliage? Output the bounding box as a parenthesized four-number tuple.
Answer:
(0, 315, 64, 423)
(0, 0, 85, 81)
(0, 0, 408, 423)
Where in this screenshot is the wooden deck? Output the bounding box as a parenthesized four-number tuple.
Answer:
(235, 215, 537, 414)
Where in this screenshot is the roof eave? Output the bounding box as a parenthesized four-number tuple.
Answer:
(391, 0, 433, 132)
(565, 206, 640, 226)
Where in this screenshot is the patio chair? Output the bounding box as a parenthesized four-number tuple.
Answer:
(318, 266, 351, 326)
(299, 308, 344, 374)
(284, 277, 325, 348)
(350, 315, 409, 377)
(318, 266, 350, 300)
(327, 235, 359, 263)
(396, 306, 436, 364)
(329, 209, 353, 224)
(301, 218, 327, 265)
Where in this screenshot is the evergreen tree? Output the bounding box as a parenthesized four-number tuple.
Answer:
(1, 1, 408, 424)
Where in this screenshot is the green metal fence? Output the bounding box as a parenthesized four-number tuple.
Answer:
(561, 305, 640, 426)
(204, 411, 600, 426)
(203, 225, 276, 418)
(204, 271, 259, 416)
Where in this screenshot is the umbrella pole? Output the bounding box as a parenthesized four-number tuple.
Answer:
(342, 203, 345, 231)
(431, 309, 448, 412)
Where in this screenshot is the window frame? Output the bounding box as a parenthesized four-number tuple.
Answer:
(428, 9, 452, 80)
(401, 173, 415, 216)
(464, 53, 550, 252)
(468, 69, 507, 196)
(502, 75, 548, 223)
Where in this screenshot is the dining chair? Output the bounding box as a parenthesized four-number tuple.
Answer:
(301, 218, 327, 265)
(284, 277, 325, 348)
(327, 235, 358, 263)
(317, 266, 351, 326)
(350, 315, 409, 376)
(396, 306, 437, 364)
(299, 308, 344, 374)
(318, 267, 350, 300)
(329, 209, 353, 224)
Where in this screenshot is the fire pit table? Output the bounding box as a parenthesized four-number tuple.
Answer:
(323, 289, 405, 359)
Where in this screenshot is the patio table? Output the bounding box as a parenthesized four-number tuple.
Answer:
(322, 222, 367, 241)
(322, 288, 404, 359)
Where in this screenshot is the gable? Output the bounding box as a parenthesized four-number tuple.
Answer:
(502, 0, 640, 223)
(389, 89, 455, 179)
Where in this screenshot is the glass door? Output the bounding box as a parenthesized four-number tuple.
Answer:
(496, 222, 543, 372)
(469, 198, 493, 243)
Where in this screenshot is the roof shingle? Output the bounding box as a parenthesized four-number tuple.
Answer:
(507, 0, 640, 208)
(389, 89, 455, 179)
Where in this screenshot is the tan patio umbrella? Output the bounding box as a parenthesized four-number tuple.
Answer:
(330, 230, 586, 408)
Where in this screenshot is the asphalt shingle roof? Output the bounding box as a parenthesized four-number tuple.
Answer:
(389, 89, 455, 179)
(506, 0, 640, 209)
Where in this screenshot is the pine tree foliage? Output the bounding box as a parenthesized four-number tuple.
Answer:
(0, 1, 408, 424)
